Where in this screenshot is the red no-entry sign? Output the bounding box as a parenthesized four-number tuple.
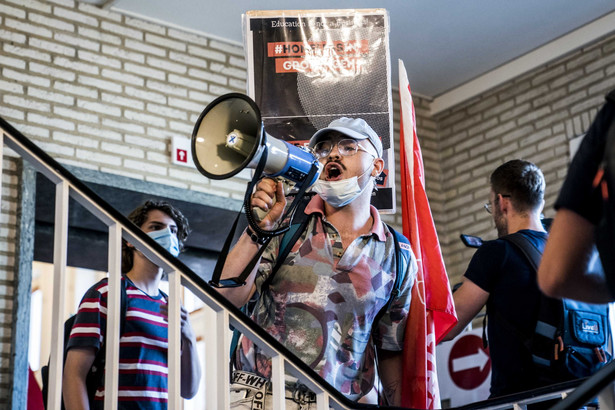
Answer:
(447, 334, 491, 390)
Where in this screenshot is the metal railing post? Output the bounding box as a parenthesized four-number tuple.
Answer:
(214, 309, 231, 409)
(271, 355, 285, 410)
(104, 224, 122, 410)
(0, 130, 4, 212)
(167, 269, 182, 410)
(47, 181, 69, 410)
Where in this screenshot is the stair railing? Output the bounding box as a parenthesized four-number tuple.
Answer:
(0, 115, 371, 410)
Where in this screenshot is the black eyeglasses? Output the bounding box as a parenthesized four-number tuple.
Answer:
(484, 194, 511, 214)
(312, 138, 373, 159)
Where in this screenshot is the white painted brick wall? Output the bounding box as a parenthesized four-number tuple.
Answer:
(102, 68, 145, 87)
(28, 86, 75, 105)
(145, 33, 186, 51)
(54, 80, 98, 98)
(124, 38, 165, 57)
(0, 156, 19, 405)
(126, 17, 165, 35)
(5, 17, 53, 37)
(101, 92, 144, 110)
(101, 21, 142, 40)
(55, 6, 97, 26)
(0, 26, 26, 43)
(0, 54, 26, 70)
(188, 44, 226, 62)
(4, 68, 50, 87)
(0, 3, 25, 18)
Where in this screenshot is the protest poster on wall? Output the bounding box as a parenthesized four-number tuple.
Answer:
(243, 9, 395, 212)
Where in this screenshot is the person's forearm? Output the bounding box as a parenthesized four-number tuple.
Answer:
(377, 349, 402, 406)
(442, 318, 469, 342)
(538, 209, 614, 303)
(63, 348, 96, 410)
(441, 280, 489, 342)
(215, 233, 262, 307)
(216, 178, 285, 306)
(180, 334, 202, 399)
(63, 374, 90, 410)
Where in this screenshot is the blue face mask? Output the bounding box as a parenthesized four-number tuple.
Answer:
(147, 227, 180, 257)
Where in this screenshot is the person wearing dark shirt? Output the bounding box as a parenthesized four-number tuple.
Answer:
(443, 160, 549, 397)
(538, 89, 615, 303)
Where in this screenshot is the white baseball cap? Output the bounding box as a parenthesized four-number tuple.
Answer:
(308, 117, 383, 158)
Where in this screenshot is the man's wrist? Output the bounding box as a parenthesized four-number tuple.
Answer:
(245, 226, 267, 245)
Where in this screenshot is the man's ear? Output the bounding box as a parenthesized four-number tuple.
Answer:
(372, 157, 385, 176)
(498, 193, 510, 214)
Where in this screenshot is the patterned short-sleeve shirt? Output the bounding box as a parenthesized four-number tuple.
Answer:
(234, 196, 417, 401)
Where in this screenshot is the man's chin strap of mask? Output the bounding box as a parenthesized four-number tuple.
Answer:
(313, 161, 375, 207)
(209, 143, 320, 289)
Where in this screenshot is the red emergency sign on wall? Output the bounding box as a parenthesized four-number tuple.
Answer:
(171, 136, 193, 168)
(176, 148, 188, 163)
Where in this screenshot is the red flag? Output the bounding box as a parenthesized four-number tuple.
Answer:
(398, 60, 458, 409)
(28, 366, 44, 410)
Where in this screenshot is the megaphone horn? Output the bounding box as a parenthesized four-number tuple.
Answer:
(191, 93, 320, 188)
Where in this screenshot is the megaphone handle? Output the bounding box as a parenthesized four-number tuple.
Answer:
(252, 206, 268, 222)
(251, 178, 291, 222)
(247, 161, 319, 238)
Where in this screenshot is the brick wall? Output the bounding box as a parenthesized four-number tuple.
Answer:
(436, 33, 615, 285)
(0, 0, 249, 198)
(0, 155, 19, 401)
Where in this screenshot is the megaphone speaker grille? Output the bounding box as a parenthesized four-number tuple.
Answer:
(191, 93, 263, 180)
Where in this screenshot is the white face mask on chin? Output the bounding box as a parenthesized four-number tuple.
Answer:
(313, 166, 373, 208)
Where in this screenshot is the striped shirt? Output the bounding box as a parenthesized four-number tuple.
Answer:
(67, 277, 169, 409)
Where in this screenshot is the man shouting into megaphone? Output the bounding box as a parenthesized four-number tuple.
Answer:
(217, 117, 417, 408)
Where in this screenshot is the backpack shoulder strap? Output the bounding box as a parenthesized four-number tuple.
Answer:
(267, 194, 314, 287)
(484, 233, 544, 350)
(388, 225, 410, 306)
(500, 232, 542, 271)
(373, 225, 410, 325)
(499, 233, 563, 341)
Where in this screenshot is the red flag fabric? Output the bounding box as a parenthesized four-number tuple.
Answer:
(398, 60, 458, 409)
(28, 366, 44, 410)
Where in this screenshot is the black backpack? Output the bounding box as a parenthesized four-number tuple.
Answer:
(501, 233, 611, 383)
(41, 278, 128, 409)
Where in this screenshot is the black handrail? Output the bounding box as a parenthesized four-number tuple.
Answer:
(453, 379, 583, 410)
(550, 361, 615, 410)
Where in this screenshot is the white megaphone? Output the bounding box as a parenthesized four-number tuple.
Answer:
(191, 93, 320, 190)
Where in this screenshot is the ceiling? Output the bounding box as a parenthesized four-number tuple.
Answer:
(107, 0, 615, 99)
